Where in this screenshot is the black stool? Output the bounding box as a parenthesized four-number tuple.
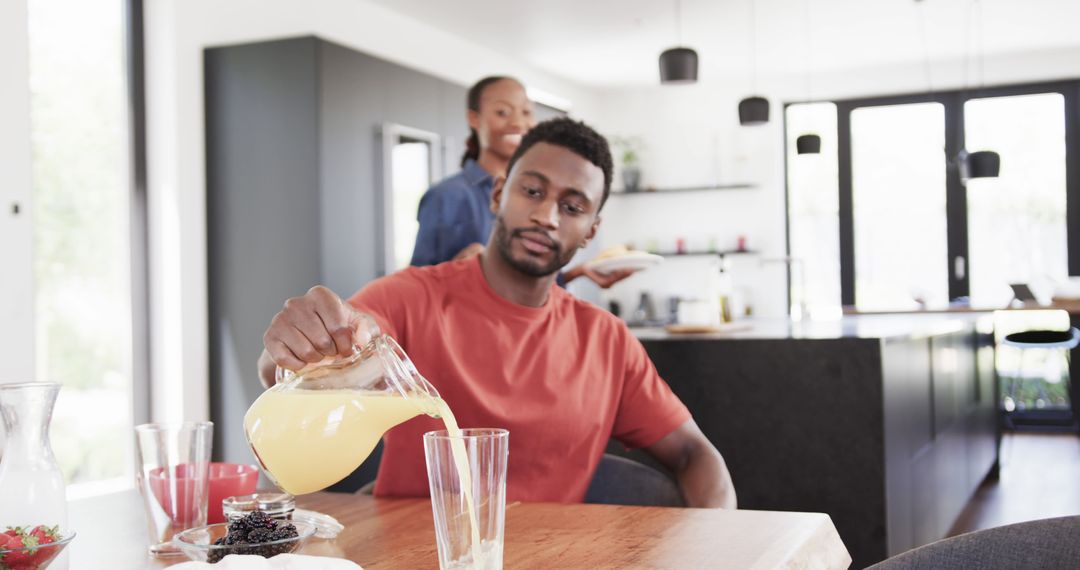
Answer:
(1000, 328, 1080, 430)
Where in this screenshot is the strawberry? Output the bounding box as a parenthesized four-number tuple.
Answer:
(0, 527, 38, 568)
(28, 525, 58, 546)
(0, 524, 66, 570)
(28, 547, 59, 568)
(1, 547, 34, 567)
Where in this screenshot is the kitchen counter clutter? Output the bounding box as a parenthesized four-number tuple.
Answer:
(633, 312, 978, 341)
(625, 312, 998, 568)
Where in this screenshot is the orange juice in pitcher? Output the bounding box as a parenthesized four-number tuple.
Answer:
(245, 334, 483, 559)
(244, 335, 443, 495)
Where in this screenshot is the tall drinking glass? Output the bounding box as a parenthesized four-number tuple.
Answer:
(424, 428, 508, 570)
(134, 421, 213, 556)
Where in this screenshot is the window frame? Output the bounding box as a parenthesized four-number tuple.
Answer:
(784, 79, 1080, 309)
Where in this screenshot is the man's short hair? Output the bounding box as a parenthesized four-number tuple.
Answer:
(506, 117, 614, 210)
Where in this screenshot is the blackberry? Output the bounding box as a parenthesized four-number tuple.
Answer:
(271, 524, 298, 541)
(246, 511, 277, 530)
(246, 528, 276, 543)
(208, 509, 301, 562)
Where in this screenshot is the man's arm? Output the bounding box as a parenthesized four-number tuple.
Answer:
(643, 418, 737, 509)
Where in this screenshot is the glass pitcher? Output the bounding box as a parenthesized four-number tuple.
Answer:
(0, 382, 68, 531)
(244, 335, 443, 495)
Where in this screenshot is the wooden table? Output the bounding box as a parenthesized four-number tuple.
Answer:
(69, 490, 851, 569)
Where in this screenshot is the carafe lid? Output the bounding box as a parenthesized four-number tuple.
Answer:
(222, 491, 296, 518)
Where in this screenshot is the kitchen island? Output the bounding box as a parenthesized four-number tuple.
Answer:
(630, 314, 998, 568)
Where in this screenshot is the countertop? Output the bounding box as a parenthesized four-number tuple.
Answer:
(631, 313, 987, 341)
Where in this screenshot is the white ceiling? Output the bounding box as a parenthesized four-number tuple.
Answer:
(367, 0, 1080, 87)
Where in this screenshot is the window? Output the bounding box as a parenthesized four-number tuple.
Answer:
(380, 124, 442, 273)
(785, 102, 841, 318)
(390, 139, 434, 271)
(28, 0, 139, 495)
(851, 103, 948, 311)
(785, 82, 1078, 313)
(965, 93, 1068, 306)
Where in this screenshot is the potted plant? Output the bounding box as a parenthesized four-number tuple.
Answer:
(612, 136, 644, 192)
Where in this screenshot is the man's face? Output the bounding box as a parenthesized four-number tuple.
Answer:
(490, 142, 605, 277)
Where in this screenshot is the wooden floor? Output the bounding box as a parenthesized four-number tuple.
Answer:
(949, 432, 1080, 536)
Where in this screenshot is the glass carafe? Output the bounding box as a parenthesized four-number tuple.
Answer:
(0, 382, 68, 531)
(244, 335, 442, 495)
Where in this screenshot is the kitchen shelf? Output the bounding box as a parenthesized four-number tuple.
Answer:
(655, 250, 758, 258)
(609, 184, 756, 196)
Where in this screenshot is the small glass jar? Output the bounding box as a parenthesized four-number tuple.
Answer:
(222, 491, 296, 522)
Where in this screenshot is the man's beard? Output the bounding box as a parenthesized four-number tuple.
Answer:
(493, 216, 576, 277)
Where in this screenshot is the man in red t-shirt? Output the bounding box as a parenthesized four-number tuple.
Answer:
(258, 118, 736, 508)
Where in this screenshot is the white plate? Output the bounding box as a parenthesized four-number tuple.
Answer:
(585, 252, 663, 274)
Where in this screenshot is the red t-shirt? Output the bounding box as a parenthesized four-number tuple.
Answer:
(347, 257, 690, 502)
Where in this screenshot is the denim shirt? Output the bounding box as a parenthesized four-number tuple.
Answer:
(410, 159, 495, 266)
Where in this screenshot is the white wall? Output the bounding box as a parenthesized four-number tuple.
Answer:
(590, 83, 789, 318)
(592, 45, 1080, 320)
(143, 0, 601, 423)
(0, 0, 35, 381)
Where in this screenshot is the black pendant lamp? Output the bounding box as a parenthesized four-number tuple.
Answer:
(738, 1, 769, 125)
(955, 1, 1000, 183)
(659, 0, 698, 84)
(738, 96, 769, 125)
(796, 134, 821, 155)
(795, 0, 820, 151)
(659, 47, 699, 84)
(958, 149, 1001, 181)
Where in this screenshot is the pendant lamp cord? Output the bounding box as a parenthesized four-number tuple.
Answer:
(803, 0, 813, 101)
(976, 0, 985, 90)
(675, 0, 683, 45)
(749, 0, 758, 92)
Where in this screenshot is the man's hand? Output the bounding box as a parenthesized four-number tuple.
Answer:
(562, 264, 637, 289)
(644, 419, 737, 509)
(257, 286, 378, 388)
(453, 243, 485, 262)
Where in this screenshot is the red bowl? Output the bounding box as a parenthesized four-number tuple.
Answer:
(149, 462, 258, 525)
(207, 463, 259, 524)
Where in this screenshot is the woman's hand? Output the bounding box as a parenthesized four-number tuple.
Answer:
(562, 264, 637, 289)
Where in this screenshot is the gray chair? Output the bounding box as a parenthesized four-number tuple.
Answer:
(868, 515, 1080, 569)
(584, 453, 685, 507)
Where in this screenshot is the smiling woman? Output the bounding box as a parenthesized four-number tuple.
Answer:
(409, 76, 535, 267)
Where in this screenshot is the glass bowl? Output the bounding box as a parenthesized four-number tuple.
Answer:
(0, 530, 75, 569)
(172, 521, 316, 562)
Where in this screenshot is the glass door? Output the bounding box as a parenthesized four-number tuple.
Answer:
(850, 102, 949, 311)
(964, 93, 1068, 307)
